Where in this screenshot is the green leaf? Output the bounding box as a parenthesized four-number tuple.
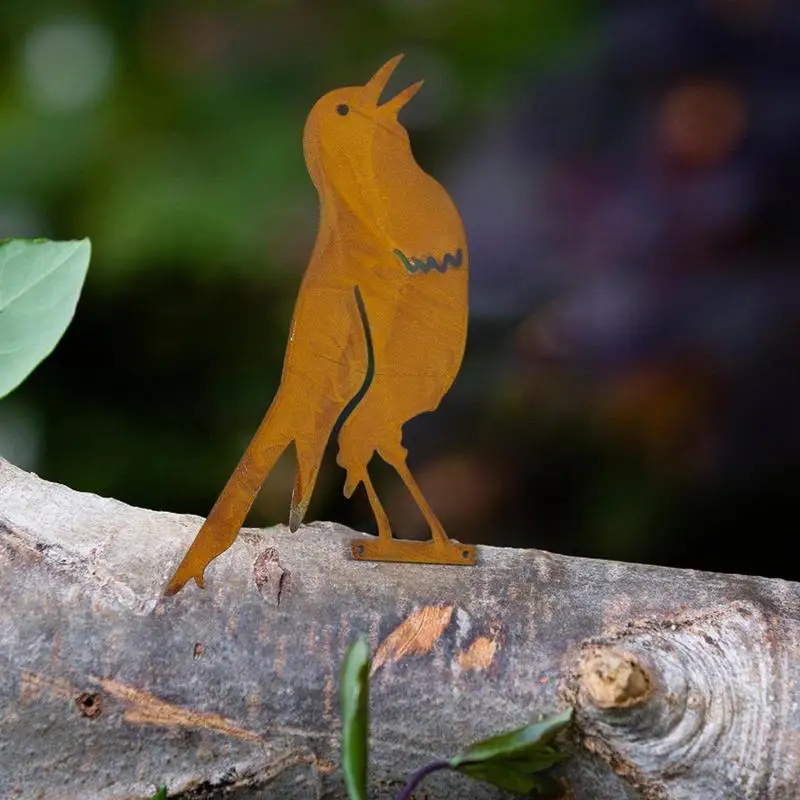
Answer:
(151, 787, 167, 800)
(339, 637, 371, 800)
(452, 706, 572, 764)
(0, 238, 91, 399)
(450, 707, 572, 796)
(455, 762, 539, 794)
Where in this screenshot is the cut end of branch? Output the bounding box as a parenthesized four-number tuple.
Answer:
(579, 647, 653, 710)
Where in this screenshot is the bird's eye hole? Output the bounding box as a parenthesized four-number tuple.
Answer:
(336, 104, 350, 116)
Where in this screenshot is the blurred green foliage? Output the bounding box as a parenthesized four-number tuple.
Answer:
(0, 0, 586, 526)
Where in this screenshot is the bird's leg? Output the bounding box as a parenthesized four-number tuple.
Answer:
(390, 456, 476, 564)
(390, 458, 450, 547)
(350, 445, 477, 566)
(361, 469, 393, 541)
(341, 459, 394, 553)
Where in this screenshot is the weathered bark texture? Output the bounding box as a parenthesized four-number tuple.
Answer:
(0, 457, 798, 800)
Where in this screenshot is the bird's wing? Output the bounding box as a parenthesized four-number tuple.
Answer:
(280, 272, 372, 526)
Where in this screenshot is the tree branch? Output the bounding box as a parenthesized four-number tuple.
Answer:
(0, 457, 797, 799)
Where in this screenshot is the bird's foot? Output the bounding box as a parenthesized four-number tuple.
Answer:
(350, 536, 476, 565)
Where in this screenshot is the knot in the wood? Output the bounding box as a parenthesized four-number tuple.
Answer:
(253, 547, 290, 607)
(579, 647, 652, 709)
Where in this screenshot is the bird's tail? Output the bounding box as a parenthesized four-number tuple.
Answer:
(289, 465, 313, 533)
(165, 393, 294, 595)
(288, 399, 343, 532)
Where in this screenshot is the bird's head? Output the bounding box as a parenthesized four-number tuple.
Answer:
(303, 54, 423, 201)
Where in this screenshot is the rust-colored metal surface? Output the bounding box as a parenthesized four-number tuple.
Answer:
(166, 55, 474, 596)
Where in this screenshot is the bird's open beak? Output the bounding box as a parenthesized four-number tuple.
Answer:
(363, 54, 424, 116)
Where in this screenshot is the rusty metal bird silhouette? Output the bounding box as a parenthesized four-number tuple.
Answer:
(165, 54, 476, 596)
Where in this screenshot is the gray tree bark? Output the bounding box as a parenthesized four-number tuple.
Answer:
(0, 456, 798, 800)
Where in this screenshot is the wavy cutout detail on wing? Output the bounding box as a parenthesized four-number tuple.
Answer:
(393, 248, 464, 275)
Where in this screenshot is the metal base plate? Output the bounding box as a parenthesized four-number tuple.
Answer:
(350, 537, 477, 565)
